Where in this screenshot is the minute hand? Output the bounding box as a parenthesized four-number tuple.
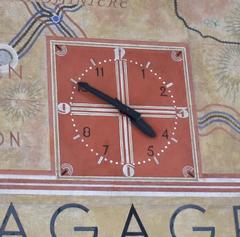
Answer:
(78, 82, 156, 138)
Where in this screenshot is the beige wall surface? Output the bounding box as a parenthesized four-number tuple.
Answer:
(0, 194, 239, 237)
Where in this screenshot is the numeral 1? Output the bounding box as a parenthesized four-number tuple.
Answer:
(96, 67, 104, 77)
(142, 69, 145, 79)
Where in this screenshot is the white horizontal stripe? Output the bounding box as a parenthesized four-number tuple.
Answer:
(137, 109, 176, 114)
(0, 175, 57, 180)
(71, 103, 112, 108)
(51, 40, 186, 52)
(0, 182, 239, 190)
(71, 109, 177, 118)
(132, 105, 178, 110)
(1, 189, 240, 197)
(70, 103, 187, 111)
(71, 107, 177, 114)
(1, 175, 239, 183)
(199, 178, 240, 183)
(71, 107, 117, 113)
(71, 112, 119, 117)
(142, 115, 176, 118)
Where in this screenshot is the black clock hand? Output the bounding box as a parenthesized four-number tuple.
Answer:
(78, 82, 140, 119)
(78, 82, 156, 138)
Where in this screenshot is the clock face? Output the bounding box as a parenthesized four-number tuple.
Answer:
(49, 39, 198, 180)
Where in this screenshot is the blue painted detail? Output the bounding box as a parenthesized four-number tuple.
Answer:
(10, 1, 81, 58)
(51, 15, 61, 24)
(198, 119, 240, 133)
(198, 111, 240, 126)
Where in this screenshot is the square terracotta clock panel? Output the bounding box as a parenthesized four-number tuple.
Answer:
(48, 38, 199, 181)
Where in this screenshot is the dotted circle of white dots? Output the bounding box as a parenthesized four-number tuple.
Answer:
(69, 58, 179, 167)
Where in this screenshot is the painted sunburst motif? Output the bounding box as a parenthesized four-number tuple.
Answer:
(0, 80, 43, 121)
(207, 45, 240, 103)
(225, 2, 240, 38)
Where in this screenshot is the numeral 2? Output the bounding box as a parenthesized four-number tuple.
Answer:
(160, 86, 167, 96)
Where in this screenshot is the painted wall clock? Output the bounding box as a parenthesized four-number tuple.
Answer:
(48, 38, 199, 181)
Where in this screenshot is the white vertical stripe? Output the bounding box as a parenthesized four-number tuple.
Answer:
(182, 48, 199, 179)
(119, 61, 125, 103)
(127, 118, 134, 165)
(123, 60, 130, 104)
(123, 116, 130, 164)
(119, 116, 125, 164)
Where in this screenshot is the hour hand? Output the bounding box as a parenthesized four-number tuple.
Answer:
(78, 82, 156, 138)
